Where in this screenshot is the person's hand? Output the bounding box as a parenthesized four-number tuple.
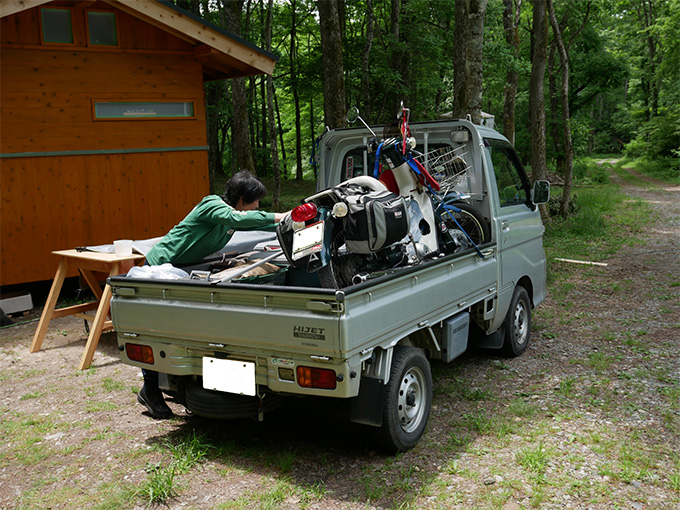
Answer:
(274, 211, 292, 223)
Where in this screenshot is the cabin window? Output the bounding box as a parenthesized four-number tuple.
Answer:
(93, 101, 195, 120)
(87, 11, 118, 46)
(40, 8, 74, 44)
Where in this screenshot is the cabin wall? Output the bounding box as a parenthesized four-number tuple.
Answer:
(0, 3, 211, 286)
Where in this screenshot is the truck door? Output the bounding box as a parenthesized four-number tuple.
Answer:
(484, 139, 546, 310)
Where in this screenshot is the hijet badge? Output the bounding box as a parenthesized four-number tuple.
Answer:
(292, 325, 326, 341)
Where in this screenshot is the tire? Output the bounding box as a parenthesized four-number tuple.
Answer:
(318, 260, 341, 288)
(440, 202, 490, 249)
(374, 346, 432, 453)
(501, 285, 532, 357)
(184, 381, 284, 420)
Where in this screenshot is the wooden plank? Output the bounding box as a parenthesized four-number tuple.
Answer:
(29, 257, 68, 353)
(103, 0, 276, 76)
(0, 0, 51, 18)
(0, 7, 40, 44)
(1, 151, 208, 285)
(52, 301, 99, 319)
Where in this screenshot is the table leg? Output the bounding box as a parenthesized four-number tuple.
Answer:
(30, 257, 68, 353)
(79, 269, 104, 301)
(78, 261, 121, 370)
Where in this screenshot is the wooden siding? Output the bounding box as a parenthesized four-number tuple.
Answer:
(1, 151, 209, 286)
(0, 2, 194, 51)
(0, 2, 214, 286)
(0, 48, 207, 154)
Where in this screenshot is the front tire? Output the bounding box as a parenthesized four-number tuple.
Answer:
(374, 346, 432, 453)
(440, 202, 490, 251)
(501, 286, 532, 357)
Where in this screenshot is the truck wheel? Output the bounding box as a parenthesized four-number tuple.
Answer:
(375, 346, 432, 453)
(502, 285, 531, 357)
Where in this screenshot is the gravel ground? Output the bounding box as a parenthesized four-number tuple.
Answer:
(0, 165, 678, 509)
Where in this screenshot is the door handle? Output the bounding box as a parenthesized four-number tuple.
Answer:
(501, 220, 510, 232)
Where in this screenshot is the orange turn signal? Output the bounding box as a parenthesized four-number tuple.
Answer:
(296, 366, 337, 390)
(125, 343, 155, 365)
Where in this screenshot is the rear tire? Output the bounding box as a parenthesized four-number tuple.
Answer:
(374, 346, 432, 453)
(501, 286, 531, 357)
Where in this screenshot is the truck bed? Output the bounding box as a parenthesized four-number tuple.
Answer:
(109, 244, 497, 396)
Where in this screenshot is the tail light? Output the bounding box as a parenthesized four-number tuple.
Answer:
(291, 203, 318, 223)
(125, 343, 155, 364)
(296, 366, 337, 390)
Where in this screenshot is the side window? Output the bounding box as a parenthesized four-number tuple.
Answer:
(486, 140, 529, 207)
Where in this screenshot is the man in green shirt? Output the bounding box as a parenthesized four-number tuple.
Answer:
(138, 170, 289, 419)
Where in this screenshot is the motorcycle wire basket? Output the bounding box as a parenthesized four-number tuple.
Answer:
(415, 145, 471, 190)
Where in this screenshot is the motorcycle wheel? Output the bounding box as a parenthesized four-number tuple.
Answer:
(440, 202, 490, 249)
(318, 253, 364, 289)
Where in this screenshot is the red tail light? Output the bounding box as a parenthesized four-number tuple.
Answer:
(296, 366, 337, 389)
(125, 343, 155, 364)
(291, 203, 318, 222)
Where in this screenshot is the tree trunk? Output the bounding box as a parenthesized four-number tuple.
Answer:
(548, 40, 563, 174)
(289, 0, 304, 180)
(361, 0, 375, 123)
(274, 90, 288, 178)
(453, 0, 489, 124)
(529, 0, 548, 185)
(205, 82, 225, 193)
(502, 0, 521, 144)
(265, 0, 280, 209)
(222, 0, 256, 174)
(317, 0, 346, 129)
(547, 0, 574, 217)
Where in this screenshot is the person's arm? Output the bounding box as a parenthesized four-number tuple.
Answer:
(274, 211, 291, 223)
(200, 198, 275, 229)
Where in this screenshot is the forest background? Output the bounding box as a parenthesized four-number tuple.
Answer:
(176, 0, 679, 217)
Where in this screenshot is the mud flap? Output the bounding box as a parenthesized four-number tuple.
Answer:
(350, 377, 384, 427)
(475, 328, 504, 349)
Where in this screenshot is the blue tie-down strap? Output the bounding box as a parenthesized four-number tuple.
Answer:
(437, 203, 484, 259)
(373, 143, 385, 179)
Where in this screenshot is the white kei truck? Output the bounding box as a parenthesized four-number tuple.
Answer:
(109, 118, 550, 453)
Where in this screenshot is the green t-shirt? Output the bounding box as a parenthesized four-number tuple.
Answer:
(145, 195, 276, 265)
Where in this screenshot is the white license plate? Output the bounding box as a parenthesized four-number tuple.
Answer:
(292, 222, 324, 260)
(202, 357, 256, 396)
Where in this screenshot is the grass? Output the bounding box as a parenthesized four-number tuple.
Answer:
(621, 155, 680, 185)
(5, 157, 680, 510)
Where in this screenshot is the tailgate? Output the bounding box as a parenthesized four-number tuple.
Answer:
(109, 277, 344, 359)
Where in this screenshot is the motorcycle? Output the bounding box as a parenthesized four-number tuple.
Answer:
(276, 104, 490, 289)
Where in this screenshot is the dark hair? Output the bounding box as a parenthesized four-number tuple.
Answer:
(223, 169, 267, 207)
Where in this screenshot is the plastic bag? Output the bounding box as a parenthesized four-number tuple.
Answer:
(126, 264, 189, 280)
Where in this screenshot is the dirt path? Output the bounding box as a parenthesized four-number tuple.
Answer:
(0, 167, 678, 509)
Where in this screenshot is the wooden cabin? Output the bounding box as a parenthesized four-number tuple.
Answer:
(0, 0, 276, 286)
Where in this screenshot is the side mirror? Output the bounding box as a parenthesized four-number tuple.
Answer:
(346, 107, 360, 125)
(346, 106, 377, 137)
(532, 180, 550, 205)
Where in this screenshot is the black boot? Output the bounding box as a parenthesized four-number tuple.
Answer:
(137, 383, 173, 419)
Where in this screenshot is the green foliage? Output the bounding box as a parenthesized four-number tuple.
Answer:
(187, 0, 678, 207)
(134, 462, 179, 507)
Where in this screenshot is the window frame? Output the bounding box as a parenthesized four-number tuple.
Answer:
(85, 9, 120, 48)
(485, 138, 532, 209)
(39, 6, 75, 46)
(91, 100, 197, 121)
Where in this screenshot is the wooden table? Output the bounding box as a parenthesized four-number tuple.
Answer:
(29, 249, 146, 369)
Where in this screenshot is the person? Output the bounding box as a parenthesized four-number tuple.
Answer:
(137, 169, 289, 419)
